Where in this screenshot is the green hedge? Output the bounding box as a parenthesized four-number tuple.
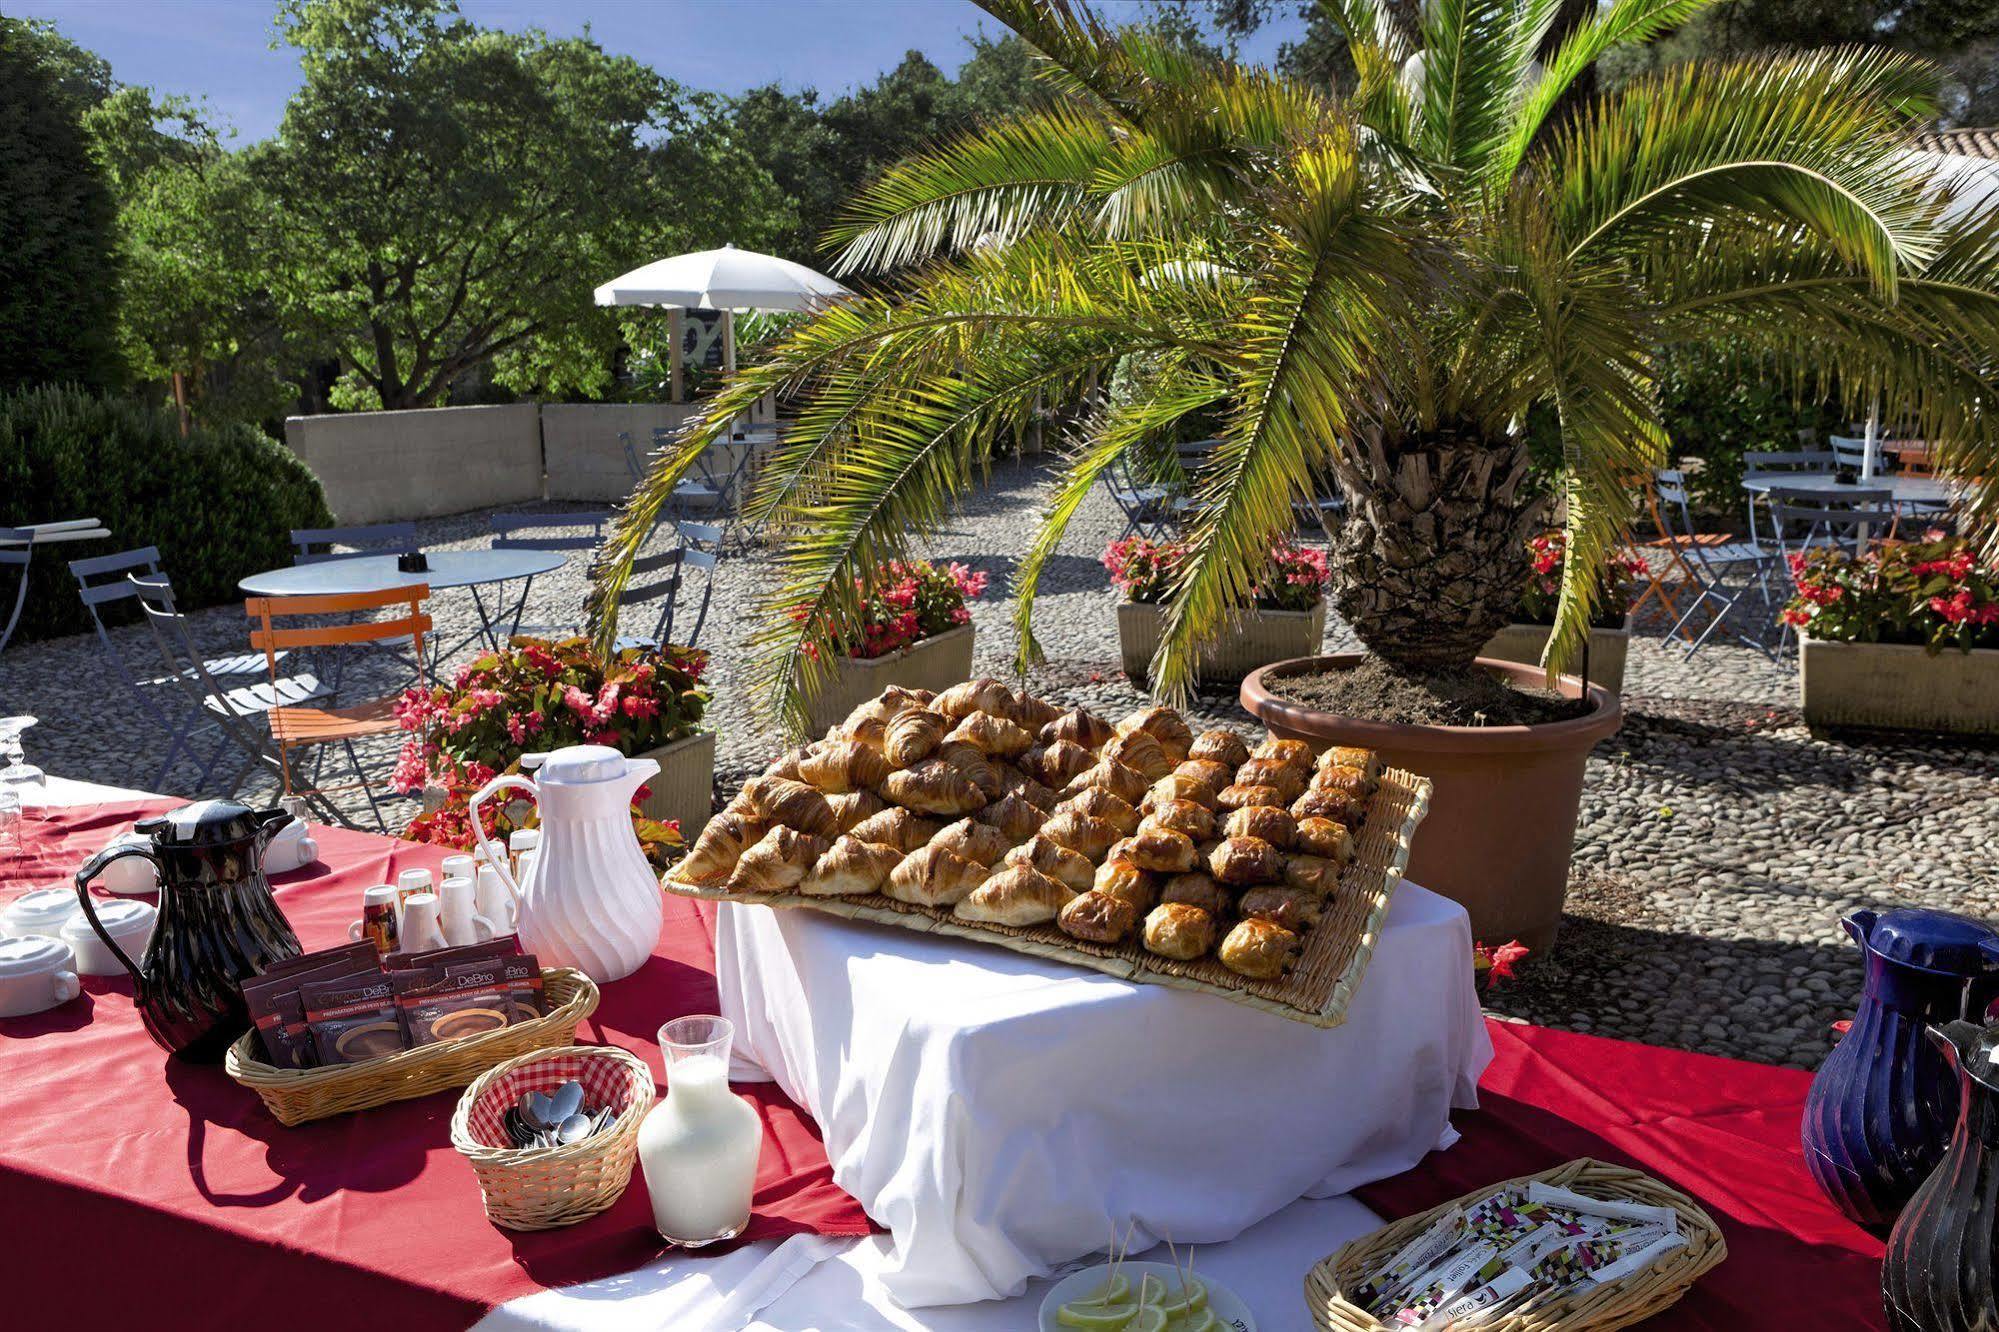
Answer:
(0, 384, 333, 642)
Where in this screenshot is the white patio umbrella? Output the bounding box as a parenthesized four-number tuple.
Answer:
(594, 245, 848, 391)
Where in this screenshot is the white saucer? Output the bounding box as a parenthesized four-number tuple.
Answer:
(1038, 1261, 1256, 1332)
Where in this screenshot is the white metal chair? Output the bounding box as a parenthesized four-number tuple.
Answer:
(1653, 470, 1781, 658)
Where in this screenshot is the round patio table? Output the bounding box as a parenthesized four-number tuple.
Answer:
(1740, 471, 1954, 507)
(239, 549, 565, 654)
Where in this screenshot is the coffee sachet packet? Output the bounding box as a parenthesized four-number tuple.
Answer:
(241, 954, 380, 1069)
(303, 971, 407, 1065)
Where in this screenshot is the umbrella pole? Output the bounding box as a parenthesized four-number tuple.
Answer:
(669, 308, 684, 404)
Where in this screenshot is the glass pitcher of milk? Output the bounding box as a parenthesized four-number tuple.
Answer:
(638, 1015, 763, 1245)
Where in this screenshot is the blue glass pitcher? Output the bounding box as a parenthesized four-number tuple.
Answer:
(1803, 908, 1999, 1231)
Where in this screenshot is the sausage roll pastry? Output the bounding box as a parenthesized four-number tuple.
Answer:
(1092, 858, 1159, 912)
(1236, 885, 1322, 932)
(1058, 889, 1141, 945)
(1209, 835, 1286, 886)
(1218, 916, 1301, 980)
(1143, 903, 1217, 961)
(1187, 728, 1251, 769)
(1127, 825, 1198, 874)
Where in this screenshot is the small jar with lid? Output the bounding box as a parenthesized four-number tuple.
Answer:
(0, 936, 81, 1017)
(1, 886, 82, 940)
(61, 898, 156, 977)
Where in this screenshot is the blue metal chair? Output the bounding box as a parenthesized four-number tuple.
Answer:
(658, 427, 757, 529)
(290, 522, 421, 565)
(1828, 435, 1886, 474)
(622, 431, 649, 482)
(614, 522, 722, 652)
(1104, 454, 1178, 541)
(1653, 470, 1780, 658)
(487, 511, 613, 639)
(1742, 449, 1835, 544)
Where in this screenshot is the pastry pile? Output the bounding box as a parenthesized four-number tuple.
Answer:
(675, 681, 1383, 983)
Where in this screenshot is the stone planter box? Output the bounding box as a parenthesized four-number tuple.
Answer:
(1116, 600, 1326, 685)
(1801, 638, 1999, 736)
(801, 625, 976, 737)
(633, 729, 716, 840)
(1480, 619, 1630, 694)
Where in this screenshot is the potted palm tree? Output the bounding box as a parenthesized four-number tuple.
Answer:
(595, 0, 1999, 949)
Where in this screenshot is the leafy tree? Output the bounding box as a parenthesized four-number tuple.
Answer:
(599, 0, 1999, 728)
(0, 18, 123, 392)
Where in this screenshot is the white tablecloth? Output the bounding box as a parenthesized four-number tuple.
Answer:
(714, 884, 1491, 1307)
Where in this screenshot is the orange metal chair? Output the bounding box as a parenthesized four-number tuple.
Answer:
(246, 586, 432, 831)
(1626, 470, 1743, 641)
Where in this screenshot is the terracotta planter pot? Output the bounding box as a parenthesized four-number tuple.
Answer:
(632, 730, 716, 840)
(1480, 619, 1630, 694)
(800, 625, 976, 737)
(1116, 600, 1327, 684)
(1801, 638, 1999, 736)
(1240, 654, 1622, 952)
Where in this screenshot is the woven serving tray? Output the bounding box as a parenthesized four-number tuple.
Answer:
(1307, 1158, 1728, 1332)
(225, 968, 599, 1126)
(666, 766, 1431, 1028)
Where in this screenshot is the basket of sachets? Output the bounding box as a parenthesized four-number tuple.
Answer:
(1308, 1158, 1726, 1332)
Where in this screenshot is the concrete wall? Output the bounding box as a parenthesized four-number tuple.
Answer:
(542, 402, 699, 502)
(284, 403, 544, 524)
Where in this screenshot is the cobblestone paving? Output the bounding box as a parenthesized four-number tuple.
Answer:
(4, 456, 1993, 1070)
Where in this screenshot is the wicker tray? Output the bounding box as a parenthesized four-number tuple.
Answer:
(1306, 1158, 1728, 1332)
(225, 968, 599, 1126)
(666, 767, 1431, 1028)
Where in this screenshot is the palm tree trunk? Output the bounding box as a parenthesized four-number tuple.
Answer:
(1331, 428, 1546, 676)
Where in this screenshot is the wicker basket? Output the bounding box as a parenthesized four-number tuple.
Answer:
(451, 1044, 655, 1230)
(1307, 1158, 1728, 1332)
(224, 968, 599, 1126)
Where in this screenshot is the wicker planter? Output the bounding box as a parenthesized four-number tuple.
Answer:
(800, 624, 976, 736)
(1801, 638, 1999, 736)
(1481, 619, 1630, 694)
(633, 729, 716, 840)
(1116, 600, 1327, 685)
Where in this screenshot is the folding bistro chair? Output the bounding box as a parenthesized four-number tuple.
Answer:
(1104, 454, 1178, 541)
(1652, 470, 1780, 657)
(246, 587, 432, 832)
(487, 511, 612, 639)
(290, 522, 421, 565)
(612, 522, 722, 652)
(659, 428, 756, 527)
(1741, 449, 1835, 543)
(1828, 435, 1885, 474)
(622, 431, 648, 482)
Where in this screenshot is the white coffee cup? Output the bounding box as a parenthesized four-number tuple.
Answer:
(474, 863, 516, 934)
(395, 868, 434, 929)
(0, 936, 81, 1017)
(348, 884, 401, 953)
(440, 854, 476, 886)
(399, 892, 448, 954)
(438, 875, 496, 948)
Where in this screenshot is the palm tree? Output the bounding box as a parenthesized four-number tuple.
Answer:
(594, 0, 1999, 732)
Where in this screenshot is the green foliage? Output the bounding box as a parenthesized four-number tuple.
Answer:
(1652, 343, 1838, 512)
(0, 384, 333, 641)
(0, 19, 123, 393)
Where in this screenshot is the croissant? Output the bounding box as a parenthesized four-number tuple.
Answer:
(767, 745, 816, 782)
(1025, 739, 1095, 788)
(934, 817, 1012, 867)
(881, 760, 988, 816)
(1059, 785, 1140, 835)
(1174, 759, 1235, 792)
(1039, 707, 1113, 752)
(1101, 730, 1174, 781)
(1142, 903, 1216, 961)
(935, 740, 1003, 797)
(1061, 759, 1149, 806)
(947, 710, 1035, 760)
(826, 789, 888, 833)
(991, 762, 1059, 811)
(1234, 758, 1305, 802)
(1040, 810, 1122, 861)
(1127, 826, 1198, 874)
(1251, 737, 1316, 772)
(1092, 858, 1159, 912)
(884, 708, 948, 767)
(1159, 871, 1231, 915)
(953, 865, 1075, 927)
(1209, 835, 1285, 886)
(1216, 783, 1285, 812)
(974, 791, 1048, 843)
(1115, 706, 1194, 762)
(727, 826, 829, 894)
(1292, 788, 1363, 828)
(1187, 729, 1250, 769)
(934, 678, 1016, 722)
(1058, 889, 1140, 944)
(1237, 885, 1321, 932)
(1144, 773, 1219, 812)
(1140, 798, 1214, 842)
(1103, 835, 1138, 867)
(1283, 853, 1343, 896)
(1001, 834, 1096, 893)
(799, 835, 904, 896)
(1010, 690, 1062, 733)
(746, 776, 840, 838)
(836, 714, 889, 753)
(1218, 916, 1300, 980)
(842, 688, 922, 734)
(847, 805, 942, 853)
(1318, 745, 1382, 781)
(1292, 816, 1355, 863)
(676, 811, 764, 886)
(1224, 804, 1296, 849)
(1311, 764, 1378, 801)
(884, 844, 989, 907)
(798, 740, 892, 795)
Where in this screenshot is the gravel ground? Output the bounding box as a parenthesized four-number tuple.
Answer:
(4, 455, 1994, 1071)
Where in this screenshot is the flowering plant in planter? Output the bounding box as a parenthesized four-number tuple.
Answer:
(393, 636, 711, 867)
(1782, 535, 1999, 651)
(1104, 537, 1330, 610)
(1516, 532, 1646, 628)
(798, 559, 988, 660)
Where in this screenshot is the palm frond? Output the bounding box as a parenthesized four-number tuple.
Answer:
(1412, 0, 1549, 177)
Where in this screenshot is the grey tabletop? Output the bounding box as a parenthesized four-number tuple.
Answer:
(238, 549, 566, 596)
(1740, 472, 1954, 506)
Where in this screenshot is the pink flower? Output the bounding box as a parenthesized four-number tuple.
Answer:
(621, 693, 659, 719)
(391, 739, 429, 795)
(506, 714, 528, 744)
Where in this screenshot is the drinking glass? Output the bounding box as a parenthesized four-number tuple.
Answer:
(0, 717, 44, 801)
(0, 786, 21, 863)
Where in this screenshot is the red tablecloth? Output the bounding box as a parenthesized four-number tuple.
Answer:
(1354, 1019, 1888, 1330)
(2, 802, 873, 1329)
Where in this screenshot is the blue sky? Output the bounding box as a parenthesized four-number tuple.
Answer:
(12, 0, 1301, 143)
